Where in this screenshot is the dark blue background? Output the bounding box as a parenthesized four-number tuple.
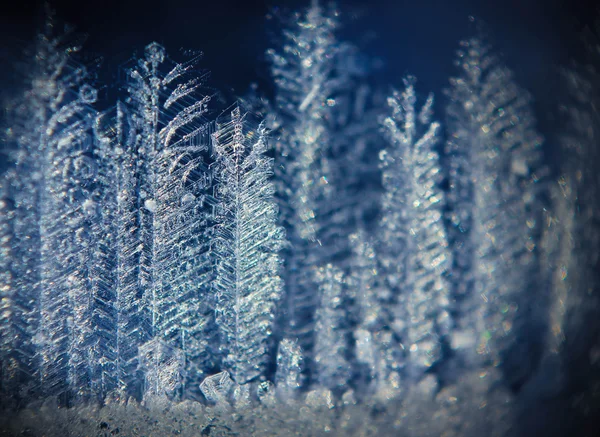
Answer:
(0, 0, 596, 102)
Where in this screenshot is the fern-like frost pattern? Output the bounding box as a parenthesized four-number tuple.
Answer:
(1, 4, 595, 436)
(444, 37, 548, 386)
(212, 106, 284, 384)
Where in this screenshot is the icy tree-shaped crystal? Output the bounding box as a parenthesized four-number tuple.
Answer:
(37, 70, 99, 403)
(267, 0, 352, 367)
(539, 177, 574, 358)
(267, 0, 339, 241)
(0, 21, 109, 402)
(0, 26, 74, 400)
(212, 105, 284, 384)
(0, 168, 39, 405)
(380, 76, 451, 377)
(542, 22, 600, 379)
(313, 264, 352, 391)
(124, 42, 215, 397)
(155, 118, 215, 396)
(93, 103, 145, 399)
(444, 35, 548, 384)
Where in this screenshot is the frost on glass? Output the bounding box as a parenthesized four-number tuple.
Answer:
(211, 105, 284, 384)
(444, 35, 549, 386)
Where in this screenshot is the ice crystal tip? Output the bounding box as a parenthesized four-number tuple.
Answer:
(145, 42, 166, 64)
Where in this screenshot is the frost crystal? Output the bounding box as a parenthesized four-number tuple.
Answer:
(0, 172, 36, 400)
(530, 37, 600, 406)
(212, 105, 284, 384)
(267, 0, 371, 379)
(139, 339, 185, 400)
(0, 24, 107, 402)
(379, 76, 451, 378)
(124, 43, 215, 398)
(199, 371, 235, 406)
(444, 36, 548, 385)
(1, 5, 593, 435)
(313, 264, 352, 391)
(275, 338, 304, 401)
(349, 232, 400, 396)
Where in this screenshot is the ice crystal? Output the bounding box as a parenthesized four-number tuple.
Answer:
(444, 35, 549, 386)
(525, 25, 600, 410)
(267, 1, 378, 381)
(0, 22, 104, 403)
(139, 339, 185, 400)
(379, 76, 451, 379)
(267, 1, 343, 362)
(313, 264, 352, 391)
(199, 370, 235, 406)
(123, 43, 216, 398)
(274, 338, 303, 401)
(1, 3, 597, 436)
(211, 105, 284, 384)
